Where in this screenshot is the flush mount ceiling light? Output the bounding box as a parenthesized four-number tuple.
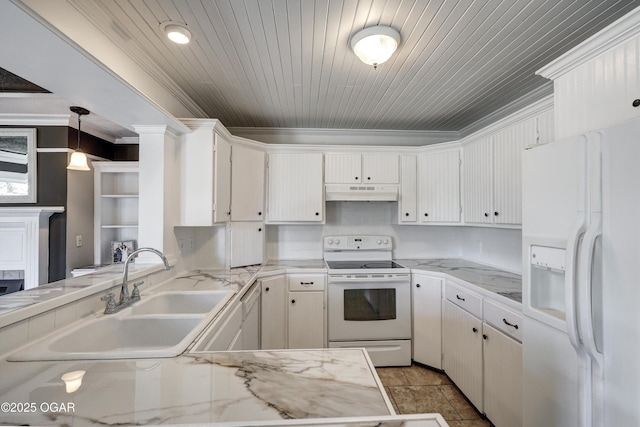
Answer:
(350, 25, 401, 69)
(67, 106, 90, 171)
(162, 22, 191, 44)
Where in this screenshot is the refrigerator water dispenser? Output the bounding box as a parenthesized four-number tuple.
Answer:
(530, 245, 566, 320)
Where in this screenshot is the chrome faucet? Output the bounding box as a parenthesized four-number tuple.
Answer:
(101, 247, 171, 314)
(120, 247, 170, 304)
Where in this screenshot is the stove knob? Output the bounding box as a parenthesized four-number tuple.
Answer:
(327, 238, 334, 245)
(383, 238, 389, 244)
(335, 239, 340, 245)
(376, 239, 382, 245)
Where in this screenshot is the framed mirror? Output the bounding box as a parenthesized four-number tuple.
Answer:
(0, 128, 37, 203)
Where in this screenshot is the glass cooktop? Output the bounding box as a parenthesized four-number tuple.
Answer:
(325, 260, 406, 270)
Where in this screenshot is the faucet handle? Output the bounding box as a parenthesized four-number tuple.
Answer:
(101, 292, 117, 314)
(131, 281, 144, 299)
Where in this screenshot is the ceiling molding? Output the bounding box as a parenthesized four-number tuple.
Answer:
(114, 137, 139, 145)
(227, 127, 459, 147)
(0, 113, 69, 126)
(459, 83, 554, 138)
(537, 6, 640, 80)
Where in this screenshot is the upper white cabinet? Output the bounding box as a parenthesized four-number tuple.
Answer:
(398, 155, 417, 223)
(325, 153, 399, 184)
(463, 118, 535, 226)
(180, 120, 231, 226)
(93, 161, 139, 265)
(418, 149, 461, 223)
(267, 152, 324, 223)
(231, 144, 265, 221)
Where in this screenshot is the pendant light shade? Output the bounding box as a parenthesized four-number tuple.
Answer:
(350, 26, 401, 69)
(67, 106, 90, 171)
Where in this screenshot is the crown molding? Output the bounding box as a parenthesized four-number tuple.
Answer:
(0, 113, 69, 126)
(537, 6, 640, 80)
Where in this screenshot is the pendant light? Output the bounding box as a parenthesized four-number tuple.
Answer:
(350, 25, 401, 69)
(67, 106, 90, 171)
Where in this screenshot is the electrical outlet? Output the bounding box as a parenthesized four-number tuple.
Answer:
(188, 237, 194, 250)
(178, 238, 185, 250)
(75, 235, 83, 247)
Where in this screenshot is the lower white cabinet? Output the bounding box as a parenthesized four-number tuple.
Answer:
(443, 299, 484, 411)
(227, 222, 264, 268)
(287, 273, 326, 349)
(195, 302, 243, 351)
(412, 273, 443, 368)
(260, 275, 286, 350)
(241, 281, 261, 350)
(483, 322, 523, 427)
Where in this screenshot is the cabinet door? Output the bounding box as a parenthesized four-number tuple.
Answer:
(399, 155, 417, 223)
(419, 150, 461, 222)
(267, 153, 324, 222)
(493, 119, 534, 225)
(213, 133, 231, 223)
(443, 300, 483, 411)
(362, 153, 399, 183)
(227, 222, 264, 268)
(463, 138, 493, 224)
(412, 274, 443, 368)
(325, 153, 361, 184)
(261, 275, 286, 349)
(483, 322, 523, 427)
(231, 145, 265, 221)
(288, 291, 325, 349)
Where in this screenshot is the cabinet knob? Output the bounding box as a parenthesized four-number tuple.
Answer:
(472, 327, 478, 333)
(416, 283, 421, 288)
(405, 213, 410, 217)
(258, 228, 262, 232)
(258, 211, 262, 216)
(355, 177, 359, 180)
(367, 177, 371, 180)
(483, 334, 488, 340)
(424, 213, 429, 217)
(265, 287, 269, 292)
(484, 212, 489, 217)
(494, 211, 499, 216)
(633, 99, 640, 107)
(315, 212, 319, 216)
(291, 299, 296, 304)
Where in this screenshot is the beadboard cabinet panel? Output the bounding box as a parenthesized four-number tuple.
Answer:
(362, 153, 399, 183)
(325, 153, 361, 184)
(419, 150, 461, 223)
(399, 155, 417, 223)
(463, 138, 493, 224)
(231, 145, 265, 221)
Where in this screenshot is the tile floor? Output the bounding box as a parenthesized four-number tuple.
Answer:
(376, 364, 492, 427)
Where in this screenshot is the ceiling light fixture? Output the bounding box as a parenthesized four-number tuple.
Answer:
(163, 23, 191, 44)
(67, 106, 90, 171)
(350, 25, 401, 70)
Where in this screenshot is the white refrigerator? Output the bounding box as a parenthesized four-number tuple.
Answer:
(522, 118, 640, 427)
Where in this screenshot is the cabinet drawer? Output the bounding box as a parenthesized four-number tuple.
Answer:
(288, 274, 326, 291)
(483, 299, 523, 342)
(445, 283, 482, 318)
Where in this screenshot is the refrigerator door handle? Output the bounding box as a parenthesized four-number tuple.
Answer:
(565, 212, 586, 352)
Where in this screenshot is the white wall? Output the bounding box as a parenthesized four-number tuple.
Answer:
(65, 162, 95, 275)
(265, 201, 522, 273)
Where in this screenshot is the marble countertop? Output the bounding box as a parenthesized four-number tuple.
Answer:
(397, 259, 522, 304)
(0, 348, 406, 426)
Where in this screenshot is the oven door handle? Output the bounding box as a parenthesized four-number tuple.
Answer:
(328, 275, 409, 284)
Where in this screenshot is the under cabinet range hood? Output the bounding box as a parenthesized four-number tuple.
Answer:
(325, 184, 398, 201)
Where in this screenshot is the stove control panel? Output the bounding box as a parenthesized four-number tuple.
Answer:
(324, 235, 392, 251)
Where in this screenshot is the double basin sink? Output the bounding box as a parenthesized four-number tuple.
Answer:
(9, 290, 234, 362)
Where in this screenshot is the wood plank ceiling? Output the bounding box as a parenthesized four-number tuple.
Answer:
(70, 0, 638, 131)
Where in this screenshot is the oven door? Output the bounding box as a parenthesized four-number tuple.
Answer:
(328, 274, 411, 341)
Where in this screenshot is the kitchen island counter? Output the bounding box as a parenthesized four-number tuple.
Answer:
(0, 348, 446, 426)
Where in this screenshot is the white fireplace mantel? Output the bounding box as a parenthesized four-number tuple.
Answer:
(0, 206, 64, 289)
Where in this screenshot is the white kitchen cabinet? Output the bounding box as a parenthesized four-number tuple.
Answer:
(194, 302, 243, 351)
(267, 152, 324, 223)
(93, 161, 139, 265)
(483, 322, 523, 427)
(463, 118, 535, 226)
(399, 155, 417, 223)
(325, 153, 399, 184)
(418, 149, 461, 223)
(412, 273, 442, 368)
(260, 275, 286, 350)
(287, 291, 325, 349)
(241, 281, 261, 350)
(180, 121, 231, 226)
(287, 273, 326, 349)
(443, 299, 484, 411)
(227, 222, 264, 268)
(231, 144, 265, 221)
